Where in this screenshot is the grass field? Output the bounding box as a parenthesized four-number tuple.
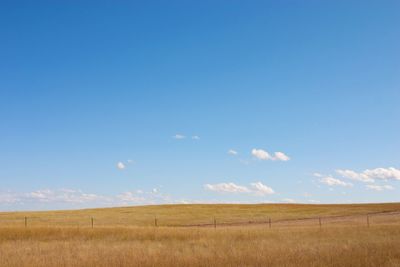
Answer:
(2, 202, 400, 227)
(1, 203, 400, 266)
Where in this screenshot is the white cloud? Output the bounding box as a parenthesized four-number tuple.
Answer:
(252, 149, 273, 160)
(25, 189, 110, 204)
(336, 169, 374, 183)
(116, 189, 171, 205)
(274, 152, 290, 161)
(250, 182, 275, 195)
(228, 149, 238, 156)
(205, 182, 275, 196)
(173, 134, 200, 140)
(173, 134, 186, 139)
(28, 190, 51, 201)
(117, 162, 126, 170)
(204, 183, 250, 193)
(0, 191, 21, 204)
(251, 149, 290, 161)
(364, 168, 400, 181)
(366, 185, 395, 191)
(116, 160, 135, 170)
(0, 188, 174, 209)
(336, 167, 400, 183)
(319, 176, 353, 187)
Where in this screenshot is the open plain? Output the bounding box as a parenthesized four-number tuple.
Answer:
(1, 203, 400, 267)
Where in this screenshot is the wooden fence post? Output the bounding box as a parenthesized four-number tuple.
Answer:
(367, 214, 370, 227)
(214, 217, 217, 229)
(91, 217, 94, 229)
(155, 216, 158, 227)
(269, 218, 272, 229)
(24, 216, 27, 228)
(319, 217, 322, 229)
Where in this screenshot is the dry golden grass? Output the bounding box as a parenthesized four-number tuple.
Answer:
(1, 203, 400, 227)
(0, 203, 400, 266)
(1, 225, 400, 267)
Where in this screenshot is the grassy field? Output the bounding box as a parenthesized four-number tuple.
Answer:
(1, 203, 400, 267)
(1, 202, 400, 227)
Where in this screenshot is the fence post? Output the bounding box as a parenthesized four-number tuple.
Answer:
(91, 217, 94, 229)
(155, 216, 158, 227)
(24, 216, 27, 228)
(319, 217, 322, 229)
(214, 217, 217, 229)
(367, 214, 370, 227)
(269, 218, 272, 228)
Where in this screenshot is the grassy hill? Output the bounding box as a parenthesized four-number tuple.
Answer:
(1, 203, 400, 227)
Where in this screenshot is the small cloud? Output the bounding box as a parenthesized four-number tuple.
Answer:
(366, 185, 395, 191)
(274, 152, 290, 161)
(319, 176, 353, 187)
(116, 159, 135, 170)
(251, 149, 290, 161)
(250, 182, 275, 195)
(251, 149, 273, 160)
(363, 167, 400, 181)
(204, 183, 250, 193)
(117, 162, 126, 170)
(173, 134, 186, 139)
(336, 167, 400, 183)
(192, 135, 200, 140)
(336, 169, 374, 183)
(228, 149, 238, 156)
(23, 189, 111, 204)
(152, 188, 159, 193)
(204, 181, 274, 196)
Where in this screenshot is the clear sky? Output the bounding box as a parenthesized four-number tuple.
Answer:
(1, 0, 399, 210)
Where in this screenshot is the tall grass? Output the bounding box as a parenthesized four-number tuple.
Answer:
(0, 225, 399, 267)
(1, 203, 400, 266)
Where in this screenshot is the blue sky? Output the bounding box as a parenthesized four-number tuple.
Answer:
(0, 0, 399, 210)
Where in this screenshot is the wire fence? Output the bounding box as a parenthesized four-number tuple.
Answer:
(1, 210, 400, 229)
